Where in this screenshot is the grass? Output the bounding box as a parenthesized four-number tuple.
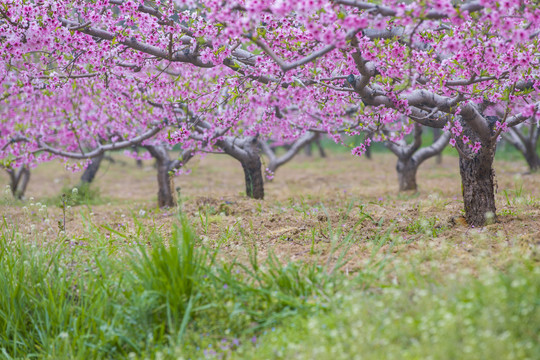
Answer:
(1, 151, 540, 359)
(1, 212, 538, 359)
(237, 260, 540, 360)
(0, 214, 350, 359)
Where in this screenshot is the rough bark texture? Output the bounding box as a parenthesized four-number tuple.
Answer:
(240, 141, 264, 199)
(80, 152, 105, 183)
(457, 123, 497, 227)
(396, 159, 418, 191)
(241, 154, 265, 199)
(156, 161, 177, 208)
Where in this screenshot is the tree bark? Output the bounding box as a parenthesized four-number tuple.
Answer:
(241, 153, 265, 199)
(156, 160, 177, 208)
(316, 136, 327, 158)
(523, 146, 540, 171)
(304, 141, 313, 156)
(8, 166, 31, 199)
(80, 152, 105, 183)
(219, 136, 264, 199)
(457, 124, 497, 227)
(16, 167, 31, 199)
(145, 145, 177, 208)
(387, 124, 450, 193)
(503, 125, 540, 172)
(396, 159, 418, 191)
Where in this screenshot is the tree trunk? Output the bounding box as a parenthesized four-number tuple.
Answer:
(458, 135, 497, 227)
(315, 135, 327, 158)
(156, 160, 177, 208)
(241, 151, 264, 199)
(503, 125, 540, 173)
(219, 136, 265, 199)
(145, 145, 177, 208)
(304, 142, 312, 156)
(396, 159, 418, 191)
(8, 166, 31, 199)
(522, 143, 540, 172)
(16, 167, 30, 199)
(80, 153, 104, 183)
(523, 150, 540, 172)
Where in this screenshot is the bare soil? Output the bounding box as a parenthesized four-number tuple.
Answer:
(2, 151, 539, 275)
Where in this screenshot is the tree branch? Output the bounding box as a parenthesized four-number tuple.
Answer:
(36, 126, 162, 159)
(413, 130, 450, 165)
(333, 1, 483, 19)
(249, 28, 361, 73)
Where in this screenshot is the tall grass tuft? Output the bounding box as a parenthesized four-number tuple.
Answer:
(0, 215, 347, 359)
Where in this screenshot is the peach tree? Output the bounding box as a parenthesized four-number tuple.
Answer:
(1, 0, 539, 225)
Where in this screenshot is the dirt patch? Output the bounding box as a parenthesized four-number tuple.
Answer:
(1, 152, 539, 276)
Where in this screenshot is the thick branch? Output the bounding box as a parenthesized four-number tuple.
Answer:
(265, 132, 318, 172)
(250, 28, 361, 73)
(413, 130, 450, 165)
(333, 1, 483, 19)
(459, 103, 492, 141)
(59, 18, 212, 67)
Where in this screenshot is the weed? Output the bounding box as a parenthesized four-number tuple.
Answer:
(405, 216, 444, 237)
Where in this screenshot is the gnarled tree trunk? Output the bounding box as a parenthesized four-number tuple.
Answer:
(396, 159, 418, 191)
(457, 120, 497, 227)
(386, 124, 450, 193)
(145, 145, 194, 208)
(241, 151, 264, 199)
(458, 149, 496, 226)
(145, 145, 177, 208)
(219, 135, 264, 199)
(156, 160, 176, 208)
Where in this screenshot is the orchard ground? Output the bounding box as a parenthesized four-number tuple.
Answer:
(1, 148, 540, 359)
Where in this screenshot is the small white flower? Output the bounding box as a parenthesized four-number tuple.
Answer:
(139, 209, 146, 217)
(59, 332, 69, 339)
(72, 187, 78, 195)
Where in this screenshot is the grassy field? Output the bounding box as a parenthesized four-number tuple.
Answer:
(0, 149, 539, 359)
